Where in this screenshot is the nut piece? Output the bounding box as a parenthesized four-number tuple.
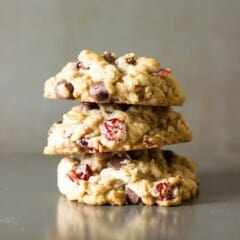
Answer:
(55, 80, 74, 99)
(100, 118, 127, 142)
(89, 82, 109, 101)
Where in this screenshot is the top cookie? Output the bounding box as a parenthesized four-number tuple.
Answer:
(44, 50, 186, 106)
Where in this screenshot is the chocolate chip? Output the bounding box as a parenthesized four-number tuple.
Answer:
(76, 61, 89, 70)
(107, 153, 130, 170)
(102, 51, 117, 64)
(79, 102, 99, 111)
(125, 187, 141, 204)
(126, 56, 136, 65)
(89, 82, 109, 101)
(162, 150, 175, 163)
(55, 80, 74, 99)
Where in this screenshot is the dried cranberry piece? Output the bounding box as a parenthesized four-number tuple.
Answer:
(75, 164, 93, 180)
(102, 51, 117, 64)
(125, 187, 141, 204)
(68, 164, 93, 182)
(78, 138, 99, 153)
(89, 82, 109, 101)
(55, 80, 74, 99)
(156, 182, 175, 201)
(100, 118, 127, 142)
(76, 61, 89, 70)
(153, 68, 172, 78)
(107, 153, 130, 169)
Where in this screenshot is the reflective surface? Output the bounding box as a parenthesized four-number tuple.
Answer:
(1, 153, 240, 240)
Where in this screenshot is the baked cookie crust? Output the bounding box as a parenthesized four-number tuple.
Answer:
(44, 50, 185, 106)
(44, 103, 192, 154)
(57, 149, 198, 206)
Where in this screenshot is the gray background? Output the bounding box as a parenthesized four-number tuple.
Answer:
(0, 0, 240, 155)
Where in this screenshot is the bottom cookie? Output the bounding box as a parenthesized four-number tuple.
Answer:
(57, 149, 198, 206)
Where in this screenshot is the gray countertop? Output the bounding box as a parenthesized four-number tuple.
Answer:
(1, 153, 240, 240)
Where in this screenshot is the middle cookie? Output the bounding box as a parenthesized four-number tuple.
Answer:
(44, 103, 192, 154)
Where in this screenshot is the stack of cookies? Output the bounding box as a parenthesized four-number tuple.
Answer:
(43, 50, 198, 206)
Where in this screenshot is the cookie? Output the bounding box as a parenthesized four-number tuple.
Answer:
(44, 103, 192, 154)
(57, 149, 198, 206)
(44, 50, 185, 106)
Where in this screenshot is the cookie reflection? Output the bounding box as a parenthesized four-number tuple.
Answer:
(54, 197, 194, 240)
